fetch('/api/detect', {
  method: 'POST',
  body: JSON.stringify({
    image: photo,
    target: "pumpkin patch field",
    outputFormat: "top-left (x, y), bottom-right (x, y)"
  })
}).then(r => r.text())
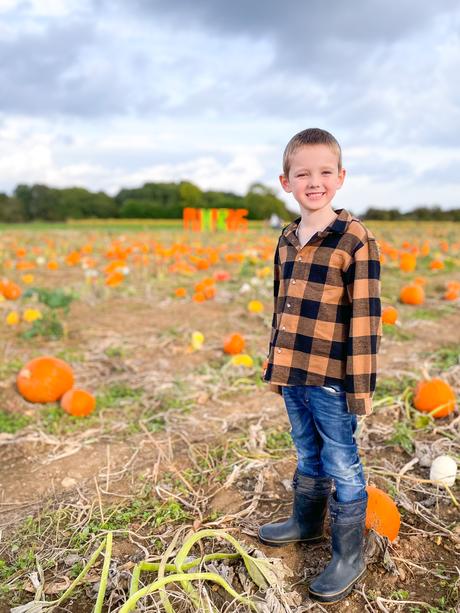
top-left (0, 219), bottom-right (459, 612)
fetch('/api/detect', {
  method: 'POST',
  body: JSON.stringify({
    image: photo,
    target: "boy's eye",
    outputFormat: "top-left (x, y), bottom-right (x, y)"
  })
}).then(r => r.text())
top-left (322, 171), bottom-right (332, 175)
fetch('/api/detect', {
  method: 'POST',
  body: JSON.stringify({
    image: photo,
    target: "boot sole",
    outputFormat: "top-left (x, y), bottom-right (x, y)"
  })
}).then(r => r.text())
top-left (308, 568), bottom-right (367, 603)
top-left (257, 531), bottom-right (324, 547)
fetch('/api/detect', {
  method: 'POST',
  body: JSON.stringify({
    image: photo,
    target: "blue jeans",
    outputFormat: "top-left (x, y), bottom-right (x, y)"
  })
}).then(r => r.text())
top-left (281, 384), bottom-right (366, 503)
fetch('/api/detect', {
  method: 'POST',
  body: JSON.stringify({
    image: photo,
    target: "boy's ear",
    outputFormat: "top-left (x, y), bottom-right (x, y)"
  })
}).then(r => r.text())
top-left (279, 174), bottom-right (292, 193)
top-left (336, 168), bottom-right (346, 189)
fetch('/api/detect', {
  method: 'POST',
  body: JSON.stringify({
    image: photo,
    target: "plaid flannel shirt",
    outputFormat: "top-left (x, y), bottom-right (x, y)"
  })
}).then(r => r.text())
top-left (262, 207), bottom-right (382, 415)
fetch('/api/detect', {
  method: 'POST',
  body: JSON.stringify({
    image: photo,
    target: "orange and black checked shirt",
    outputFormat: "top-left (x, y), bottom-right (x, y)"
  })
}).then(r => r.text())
top-left (262, 207), bottom-right (382, 416)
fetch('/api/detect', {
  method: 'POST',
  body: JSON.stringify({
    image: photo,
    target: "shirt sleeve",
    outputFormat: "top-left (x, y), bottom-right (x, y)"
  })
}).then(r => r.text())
top-left (267, 239), bottom-right (281, 358)
top-left (343, 237), bottom-right (382, 415)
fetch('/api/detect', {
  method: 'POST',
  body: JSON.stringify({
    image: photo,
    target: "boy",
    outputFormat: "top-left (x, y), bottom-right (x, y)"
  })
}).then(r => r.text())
top-left (259, 128), bottom-right (382, 604)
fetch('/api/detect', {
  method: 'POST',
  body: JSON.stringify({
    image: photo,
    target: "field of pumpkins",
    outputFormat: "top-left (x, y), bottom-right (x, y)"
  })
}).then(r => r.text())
top-left (0, 218), bottom-right (459, 612)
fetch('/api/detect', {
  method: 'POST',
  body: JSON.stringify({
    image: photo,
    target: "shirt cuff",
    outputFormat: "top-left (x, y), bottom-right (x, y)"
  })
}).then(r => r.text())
top-left (346, 394), bottom-right (373, 415)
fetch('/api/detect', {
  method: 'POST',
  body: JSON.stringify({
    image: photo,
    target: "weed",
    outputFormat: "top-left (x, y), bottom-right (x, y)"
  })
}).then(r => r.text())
top-left (104, 345), bottom-right (128, 358)
top-left (387, 421), bottom-right (415, 454)
top-left (266, 430), bottom-right (294, 451)
top-left (390, 589), bottom-right (410, 600)
top-left (20, 310), bottom-right (64, 340)
top-left (23, 286), bottom-right (76, 313)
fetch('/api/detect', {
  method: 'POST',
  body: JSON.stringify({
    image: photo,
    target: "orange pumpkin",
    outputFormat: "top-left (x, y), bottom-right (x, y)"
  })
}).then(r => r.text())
top-left (1, 280), bottom-right (22, 300)
top-left (443, 289), bottom-right (459, 301)
top-left (399, 252), bottom-right (417, 272)
top-left (399, 284), bottom-right (425, 305)
top-left (223, 333), bottom-right (245, 355)
top-left (60, 388), bottom-right (96, 417)
top-left (174, 287), bottom-right (187, 298)
top-left (413, 378), bottom-right (456, 418)
top-left (17, 356), bottom-right (74, 403)
top-left (365, 485), bottom-right (400, 541)
top-left (429, 259), bottom-right (444, 270)
top-left (382, 306), bottom-right (398, 324)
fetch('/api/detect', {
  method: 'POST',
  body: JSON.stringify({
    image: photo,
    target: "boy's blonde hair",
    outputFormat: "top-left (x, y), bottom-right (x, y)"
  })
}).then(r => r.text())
top-left (282, 128), bottom-right (342, 176)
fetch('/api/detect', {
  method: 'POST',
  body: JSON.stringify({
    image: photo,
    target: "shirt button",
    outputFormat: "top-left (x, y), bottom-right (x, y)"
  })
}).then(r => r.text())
top-left (282, 325), bottom-right (286, 330)
top-left (277, 348), bottom-right (282, 353)
top-left (298, 256), bottom-right (302, 261)
top-left (292, 279), bottom-right (296, 284)
top-left (287, 303), bottom-right (291, 308)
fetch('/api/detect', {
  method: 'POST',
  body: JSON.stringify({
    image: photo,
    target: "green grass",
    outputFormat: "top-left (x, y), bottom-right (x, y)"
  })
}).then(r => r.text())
top-left (382, 322), bottom-right (415, 341)
top-left (373, 375), bottom-right (417, 403)
top-left (266, 430), bottom-right (294, 451)
top-left (38, 404), bottom-right (99, 435)
top-left (0, 410), bottom-right (31, 434)
top-left (55, 348), bottom-right (86, 363)
top-left (421, 344), bottom-right (460, 370)
top-left (0, 358), bottom-right (23, 378)
top-left (96, 383), bottom-right (143, 410)
top-left (410, 305), bottom-right (457, 320)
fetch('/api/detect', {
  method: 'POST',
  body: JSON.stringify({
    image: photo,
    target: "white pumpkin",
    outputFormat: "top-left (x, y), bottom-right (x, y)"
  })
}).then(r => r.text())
top-left (429, 455), bottom-right (457, 487)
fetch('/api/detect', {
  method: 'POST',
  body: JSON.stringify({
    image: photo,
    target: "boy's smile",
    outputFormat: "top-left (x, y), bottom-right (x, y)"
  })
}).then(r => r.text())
top-left (279, 144), bottom-right (346, 214)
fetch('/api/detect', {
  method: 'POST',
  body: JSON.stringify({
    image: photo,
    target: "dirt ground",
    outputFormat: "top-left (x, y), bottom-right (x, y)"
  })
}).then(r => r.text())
top-left (0, 230), bottom-right (459, 612)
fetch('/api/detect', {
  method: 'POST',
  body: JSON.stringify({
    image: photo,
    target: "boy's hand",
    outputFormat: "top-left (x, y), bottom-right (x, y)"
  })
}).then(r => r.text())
top-left (262, 358), bottom-right (268, 378)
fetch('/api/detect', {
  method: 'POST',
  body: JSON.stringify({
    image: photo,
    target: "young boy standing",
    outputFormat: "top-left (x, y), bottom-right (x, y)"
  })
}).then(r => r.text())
top-left (259, 128), bottom-right (382, 604)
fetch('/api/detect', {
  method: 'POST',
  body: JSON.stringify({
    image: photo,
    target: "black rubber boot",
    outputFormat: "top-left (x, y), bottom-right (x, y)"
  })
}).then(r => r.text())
top-left (258, 471), bottom-right (332, 547)
top-left (308, 491), bottom-right (368, 603)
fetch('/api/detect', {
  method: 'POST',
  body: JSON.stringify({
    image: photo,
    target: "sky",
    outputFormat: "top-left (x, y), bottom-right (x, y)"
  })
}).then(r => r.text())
top-left (0, 0), bottom-right (459, 214)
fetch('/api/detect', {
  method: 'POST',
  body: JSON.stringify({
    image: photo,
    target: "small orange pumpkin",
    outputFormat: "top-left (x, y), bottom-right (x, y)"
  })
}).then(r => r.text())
top-left (17, 356), bottom-right (74, 403)
top-left (382, 306), bottom-right (398, 324)
top-left (365, 485), bottom-right (401, 541)
top-left (413, 378), bottom-right (456, 418)
top-left (1, 280), bottom-right (22, 300)
top-left (60, 388), bottom-right (96, 417)
top-left (223, 333), bottom-right (245, 355)
top-left (399, 284), bottom-right (425, 305)
top-left (174, 287), bottom-right (187, 298)
top-left (399, 252), bottom-right (417, 272)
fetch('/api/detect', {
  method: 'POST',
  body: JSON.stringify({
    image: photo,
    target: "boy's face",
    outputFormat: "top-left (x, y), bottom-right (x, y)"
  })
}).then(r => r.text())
top-left (279, 144), bottom-right (346, 214)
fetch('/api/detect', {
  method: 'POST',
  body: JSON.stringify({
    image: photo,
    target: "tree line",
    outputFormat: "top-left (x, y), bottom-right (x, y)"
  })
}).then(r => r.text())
top-left (0, 182), bottom-right (290, 222)
top-left (0, 182), bottom-right (459, 222)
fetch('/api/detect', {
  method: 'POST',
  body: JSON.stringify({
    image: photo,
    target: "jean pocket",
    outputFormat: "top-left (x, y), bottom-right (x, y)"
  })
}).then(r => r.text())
top-left (320, 384), bottom-right (346, 397)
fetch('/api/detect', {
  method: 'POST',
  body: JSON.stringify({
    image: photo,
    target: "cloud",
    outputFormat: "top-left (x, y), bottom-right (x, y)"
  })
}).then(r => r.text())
top-left (0, 0), bottom-right (459, 211)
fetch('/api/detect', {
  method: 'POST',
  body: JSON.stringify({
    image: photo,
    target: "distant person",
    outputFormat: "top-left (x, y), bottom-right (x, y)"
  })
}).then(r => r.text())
top-left (269, 212), bottom-right (282, 229)
top-left (259, 128), bottom-right (382, 604)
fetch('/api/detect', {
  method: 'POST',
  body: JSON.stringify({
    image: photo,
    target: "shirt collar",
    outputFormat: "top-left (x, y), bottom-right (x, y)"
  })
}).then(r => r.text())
top-left (282, 208), bottom-right (353, 245)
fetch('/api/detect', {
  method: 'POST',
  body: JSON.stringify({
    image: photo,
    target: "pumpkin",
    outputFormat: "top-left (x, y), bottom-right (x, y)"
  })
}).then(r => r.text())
top-left (17, 356), bottom-right (74, 403)
top-left (382, 306), bottom-right (398, 324)
top-left (223, 333), bottom-right (245, 355)
top-left (2, 280), bottom-right (22, 300)
top-left (443, 289), bottom-right (459, 301)
top-left (429, 259), bottom-right (444, 270)
top-left (413, 378), bottom-right (456, 418)
top-left (60, 388), bottom-right (96, 417)
top-left (174, 287), bottom-right (187, 298)
top-left (365, 485), bottom-right (400, 541)
top-left (399, 253), bottom-right (417, 272)
top-left (399, 284), bottom-right (425, 305)
top-left (430, 455), bottom-right (457, 487)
